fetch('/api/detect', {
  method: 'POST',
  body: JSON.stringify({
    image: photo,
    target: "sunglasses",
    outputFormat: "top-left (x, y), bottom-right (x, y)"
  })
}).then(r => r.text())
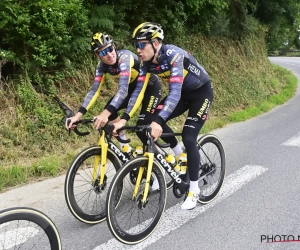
top-left (133, 41), bottom-right (151, 49)
top-left (98, 45), bottom-right (114, 57)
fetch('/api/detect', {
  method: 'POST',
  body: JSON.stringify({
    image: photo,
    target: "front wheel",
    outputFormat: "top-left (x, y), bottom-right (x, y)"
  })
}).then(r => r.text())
top-left (0, 207), bottom-right (61, 250)
top-left (64, 146), bottom-right (122, 224)
top-left (197, 134), bottom-right (226, 204)
top-left (106, 156), bottom-right (167, 245)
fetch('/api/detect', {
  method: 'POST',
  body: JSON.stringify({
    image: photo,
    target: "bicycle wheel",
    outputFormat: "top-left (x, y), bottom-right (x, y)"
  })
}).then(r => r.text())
top-left (106, 156), bottom-right (167, 244)
top-left (65, 146), bottom-right (122, 224)
top-left (0, 207), bottom-right (61, 250)
top-left (197, 134), bottom-right (226, 204)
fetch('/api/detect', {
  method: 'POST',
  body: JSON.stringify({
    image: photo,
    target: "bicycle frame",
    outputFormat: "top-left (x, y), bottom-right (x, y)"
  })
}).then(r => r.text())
top-left (111, 126), bottom-right (214, 203)
top-left (126, 127), bottom-right (189, 203)
top-left (105, 129), bottom-right (226, 244)
top-left (70, 121), bottom-right (182, 198)
top-left (70, 120), bottom-right (132, 186)
top-left (95, 131), bottom-right (134, 185)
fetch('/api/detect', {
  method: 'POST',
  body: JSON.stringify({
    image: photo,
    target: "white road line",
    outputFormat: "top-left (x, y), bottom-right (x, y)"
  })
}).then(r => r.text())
top-left (0, 227), bottom-right (39, 249)
top-left (282, 132), bottom-right (300, 147)
top-left (94, 165), bottom-right (268, 250)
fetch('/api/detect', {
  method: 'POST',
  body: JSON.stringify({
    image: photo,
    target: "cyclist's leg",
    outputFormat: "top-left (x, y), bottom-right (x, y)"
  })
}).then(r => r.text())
top-left (150, 94), bottom-right (189, 190)
top-left (180, 82), bottom-right (213, 209)
top-left (157, 98), bottom-right (188, 155)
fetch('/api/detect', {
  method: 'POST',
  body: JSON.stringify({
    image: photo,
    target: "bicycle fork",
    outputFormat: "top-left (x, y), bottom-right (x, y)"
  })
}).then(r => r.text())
top-left (91, 132), bottom-right (108, 185)
top-left (132, 152), bottom-right (154, 204)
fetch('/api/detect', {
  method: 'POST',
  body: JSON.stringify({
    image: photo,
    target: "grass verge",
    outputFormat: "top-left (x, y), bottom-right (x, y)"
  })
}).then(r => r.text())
top-left (0, 64), bottom-right (297, 192)
top-left (202, 65), bottom-right (298, 133)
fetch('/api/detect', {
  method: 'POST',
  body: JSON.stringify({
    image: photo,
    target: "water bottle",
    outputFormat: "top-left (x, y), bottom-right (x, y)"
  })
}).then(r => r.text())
top-left (165, 154), bottom-right (181, 173)
top-left (121, 145), bottom-right (134, 159)
top-left (178, 153), bottom-right (187, 175)
top-left (133, 145), bottom-right (143, 157)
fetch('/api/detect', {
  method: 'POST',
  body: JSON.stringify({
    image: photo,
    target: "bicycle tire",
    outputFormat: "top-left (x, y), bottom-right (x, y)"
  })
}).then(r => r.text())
top-left (0, 207), bottom-right (61, 250)
top-left (106, 156), bottom-right (167, 244)
top-left (196, 134), bottom-right (226, 204)
top-left (65, 146), bottom-right (122, 224)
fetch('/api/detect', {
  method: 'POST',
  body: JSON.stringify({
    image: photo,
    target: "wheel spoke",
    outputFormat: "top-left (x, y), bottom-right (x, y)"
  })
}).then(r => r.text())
top-left (107, 158), bottom-right (167, 244)
top-left (0, 207), bottom-right (61, 250)
top-left (197, 135), bottom-right (225, 204)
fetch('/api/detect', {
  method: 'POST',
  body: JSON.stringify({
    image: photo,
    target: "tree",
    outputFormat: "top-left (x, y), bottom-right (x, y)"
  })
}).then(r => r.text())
top-left (0, 0), bottom-right (89, 76)
top-left (247, 0), bottom-right (300, 49)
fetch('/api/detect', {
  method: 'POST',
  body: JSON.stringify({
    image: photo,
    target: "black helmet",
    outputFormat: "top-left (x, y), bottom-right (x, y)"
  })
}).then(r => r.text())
top-left (132, 22), bottom-right (164, 41)
top-left (91, 32), bottom-right (114, 51)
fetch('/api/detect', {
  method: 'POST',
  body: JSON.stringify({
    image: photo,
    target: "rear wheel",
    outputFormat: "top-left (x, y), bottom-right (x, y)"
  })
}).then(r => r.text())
top-left (64, 146), bottom-right (122, 224)
top-left (106, 156), bottom-right (167, 244)
top-left (197, 134), bottom-right (226, 204)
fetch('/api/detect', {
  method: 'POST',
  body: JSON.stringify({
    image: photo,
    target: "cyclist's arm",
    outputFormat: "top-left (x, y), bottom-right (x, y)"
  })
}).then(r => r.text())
top-left (78, 63), bottom-right (106, 116)
top-left (154, 53), bottom-right (184, 125)
top-left (105, 52), bottom-right (134, 115)
top-left (121, 71), bottom-right (151, 121)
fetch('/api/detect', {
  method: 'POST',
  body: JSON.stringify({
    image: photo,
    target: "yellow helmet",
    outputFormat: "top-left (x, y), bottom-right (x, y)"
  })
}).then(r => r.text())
top-left (91, 32), bottom-right (113, 51)
top-left (132, 22), bottom-right (164, 41)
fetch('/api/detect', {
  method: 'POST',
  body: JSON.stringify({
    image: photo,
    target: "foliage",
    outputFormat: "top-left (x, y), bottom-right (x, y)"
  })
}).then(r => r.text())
top-left (185, 0), bottom-right (229, 14)
top-left (247, 0), bottom-right (300, 50)
top-left (0, 33), bottom-right (297, 191)
top-left (0, 0), bottom-right (299, 191)
top-left (0, 0), bottom-right (89, 72)
top-left (117, 0), bottom-right (188, 44)
top-left (1, 0), bottom-right (299, 83)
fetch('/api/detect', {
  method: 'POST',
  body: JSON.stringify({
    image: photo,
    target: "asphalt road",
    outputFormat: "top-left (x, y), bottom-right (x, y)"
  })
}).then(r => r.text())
top-left (0, 57), bottom-right (299, 250)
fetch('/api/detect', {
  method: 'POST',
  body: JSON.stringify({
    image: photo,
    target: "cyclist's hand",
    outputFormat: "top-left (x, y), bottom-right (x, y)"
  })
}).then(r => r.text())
top-left (113, 119), bottom-right (127, 136)
top-left (94, 113), bottom-right (109, 130)
top-left (150, 121), bottom-right (162, 141)
top-left (65, 116), bottom-right (80, 130)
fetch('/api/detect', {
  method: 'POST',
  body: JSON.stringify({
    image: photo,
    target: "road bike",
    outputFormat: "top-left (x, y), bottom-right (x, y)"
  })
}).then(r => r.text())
top-left (106, 125), bottom-right (226, 244)
top-left (0, 207), bottom-right (61, 250)
top-left (64, 119), bottom-right (174, 225)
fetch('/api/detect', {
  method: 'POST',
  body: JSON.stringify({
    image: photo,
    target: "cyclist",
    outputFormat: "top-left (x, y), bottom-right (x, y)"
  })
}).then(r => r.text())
top-left (113, 22), bottom-right (213, 210)
top-left (65, 32), bottom-right (183, 157)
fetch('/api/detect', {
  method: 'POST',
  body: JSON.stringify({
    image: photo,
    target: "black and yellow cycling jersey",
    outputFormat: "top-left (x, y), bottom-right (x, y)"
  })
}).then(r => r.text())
top-left (78, 49), bottom-right (140, 115)
top-left (122, 44), bottom-right (211, 123)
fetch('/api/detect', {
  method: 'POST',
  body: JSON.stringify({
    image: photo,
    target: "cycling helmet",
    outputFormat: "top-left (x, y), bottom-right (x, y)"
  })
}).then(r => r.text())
top-left (91, 32), bottom-right (114, 51)
top-left (132, 22), bottom-right (164, 41)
